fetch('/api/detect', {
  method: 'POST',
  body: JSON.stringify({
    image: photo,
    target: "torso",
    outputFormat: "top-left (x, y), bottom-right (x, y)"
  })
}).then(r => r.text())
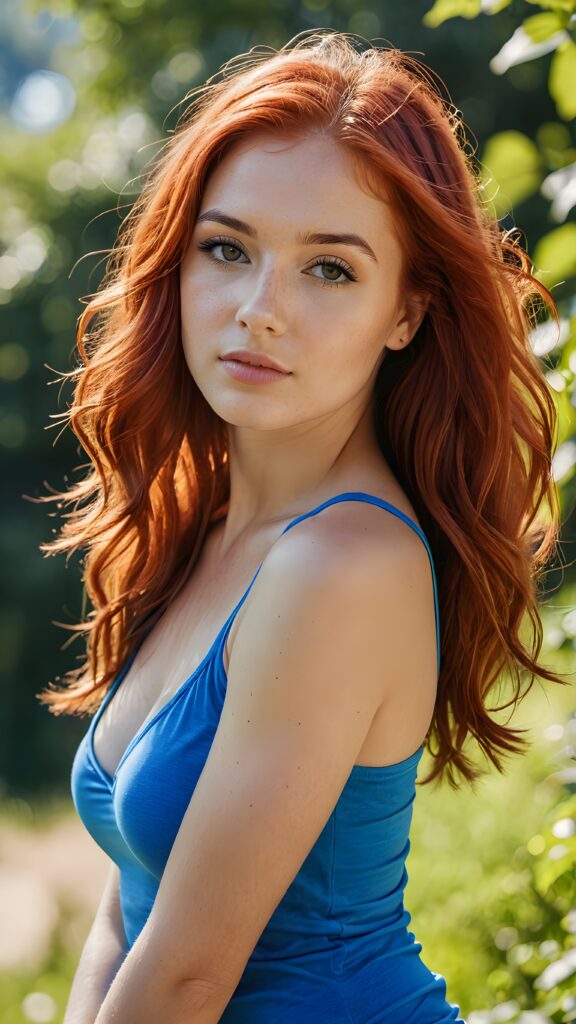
top-left (92, 464), bottom-right (438, 780)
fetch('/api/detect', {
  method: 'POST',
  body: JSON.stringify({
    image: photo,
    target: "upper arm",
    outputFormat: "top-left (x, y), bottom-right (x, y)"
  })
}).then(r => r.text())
top-left (138, 510), bottom-right (433, 992)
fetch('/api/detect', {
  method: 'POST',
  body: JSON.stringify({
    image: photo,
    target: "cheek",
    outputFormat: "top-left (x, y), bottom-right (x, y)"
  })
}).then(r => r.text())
top-left (305, 299), bottom-right (388, 370)
top-left (180, 269), bottom-right (229, 342)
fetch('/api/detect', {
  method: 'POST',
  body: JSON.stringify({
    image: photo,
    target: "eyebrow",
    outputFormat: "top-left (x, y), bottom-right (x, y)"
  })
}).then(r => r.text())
top-left (195, 208), bottom-right (379, 264)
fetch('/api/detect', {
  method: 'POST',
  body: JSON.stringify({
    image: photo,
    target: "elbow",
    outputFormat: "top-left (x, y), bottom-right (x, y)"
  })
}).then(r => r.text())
top-left (94, 962), bottom-right (235, 1024)
top-left (168, 975), bottom-right (236, 1023)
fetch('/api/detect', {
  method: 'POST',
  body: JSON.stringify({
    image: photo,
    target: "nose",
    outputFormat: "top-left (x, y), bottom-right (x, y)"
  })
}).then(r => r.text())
top-left (234, 267), bottom-right (287, 336)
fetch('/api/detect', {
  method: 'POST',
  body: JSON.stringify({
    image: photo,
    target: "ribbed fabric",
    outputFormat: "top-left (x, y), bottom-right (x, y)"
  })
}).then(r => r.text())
top-left (71, 492), bottom-right (465, 1023)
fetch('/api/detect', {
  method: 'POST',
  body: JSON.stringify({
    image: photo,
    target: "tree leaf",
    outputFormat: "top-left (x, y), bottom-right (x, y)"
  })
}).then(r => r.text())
top-left (422, 0), bottom-right (481, 29)
top-left (490, 23), bottom-right (569, 74)
top-left (533, 222), bottom-right (576, 288)
top-left (523, 10), bottom-right (570, 43)
top-left (524, 0), bottom-right (575, 11)
top-left (549, 40), bottom-right (576, 120)
top-left (480, 130), bottom-right (542, 216)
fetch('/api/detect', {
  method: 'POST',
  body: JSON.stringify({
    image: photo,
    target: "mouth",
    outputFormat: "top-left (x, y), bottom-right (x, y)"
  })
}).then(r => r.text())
top-left (219, 357), bottom-right (292, 384)
top-left (220, 351), bottom-right (291, 374)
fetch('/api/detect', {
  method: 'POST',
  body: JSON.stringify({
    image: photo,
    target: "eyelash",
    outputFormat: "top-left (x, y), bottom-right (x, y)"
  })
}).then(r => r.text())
top-left (196, 235), bottom-right (357, 288)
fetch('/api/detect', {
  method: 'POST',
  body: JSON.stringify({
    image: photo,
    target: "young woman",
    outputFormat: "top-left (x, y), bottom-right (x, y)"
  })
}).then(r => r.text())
top-left (39, 29), bottom-right (567, 1024)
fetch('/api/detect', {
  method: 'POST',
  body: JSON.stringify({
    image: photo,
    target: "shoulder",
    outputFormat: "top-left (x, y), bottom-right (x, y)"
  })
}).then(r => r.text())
top-left (233, 496), bottom-right (436, 706)
top-left (261, 494), bottom-right (433, 608)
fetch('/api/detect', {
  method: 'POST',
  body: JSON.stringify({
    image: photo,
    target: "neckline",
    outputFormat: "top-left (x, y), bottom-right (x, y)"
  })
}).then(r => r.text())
top-left (88, 491), bottom-right (436, 788)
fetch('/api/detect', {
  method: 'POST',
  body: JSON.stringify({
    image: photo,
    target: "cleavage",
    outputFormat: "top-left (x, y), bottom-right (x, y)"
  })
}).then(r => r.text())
top-left (91, 541), bottom-right (263, 780)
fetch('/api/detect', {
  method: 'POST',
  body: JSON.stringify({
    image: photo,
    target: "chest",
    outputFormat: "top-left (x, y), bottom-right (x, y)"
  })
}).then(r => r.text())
top-left (91, 538), bottom-right (259, 781)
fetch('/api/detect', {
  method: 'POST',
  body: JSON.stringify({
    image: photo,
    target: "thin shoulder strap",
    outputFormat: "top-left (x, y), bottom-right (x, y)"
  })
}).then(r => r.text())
top-left (279, 491), bottom-right (441, 680)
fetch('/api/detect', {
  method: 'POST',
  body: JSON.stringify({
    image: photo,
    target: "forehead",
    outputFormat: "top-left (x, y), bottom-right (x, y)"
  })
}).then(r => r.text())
top-left (199, 131), bottom-right (399, 247)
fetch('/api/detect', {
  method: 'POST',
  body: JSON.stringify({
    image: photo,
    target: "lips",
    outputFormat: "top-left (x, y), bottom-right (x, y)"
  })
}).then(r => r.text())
top-left (221, 350), bottom-right (290, 374)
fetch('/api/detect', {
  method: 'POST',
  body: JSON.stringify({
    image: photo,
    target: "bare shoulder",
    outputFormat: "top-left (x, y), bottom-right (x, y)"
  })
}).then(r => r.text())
top-left (271, 491), bottom-right (430, 568)
top-left (259, 493), bottom-right (434, 614)
top-left (231, 494), bottom-right (437, 708)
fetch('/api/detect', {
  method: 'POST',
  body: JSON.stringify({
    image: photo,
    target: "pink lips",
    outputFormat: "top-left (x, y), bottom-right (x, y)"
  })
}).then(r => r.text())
top-left (221, 350), bottom-right (290, 374)
top-left (220, 359), bottom-right (291, 385)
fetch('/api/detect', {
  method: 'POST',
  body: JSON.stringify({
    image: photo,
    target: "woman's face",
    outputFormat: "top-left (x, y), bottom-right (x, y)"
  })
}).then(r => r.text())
top-left (179, 131), bottom-right (423, 432)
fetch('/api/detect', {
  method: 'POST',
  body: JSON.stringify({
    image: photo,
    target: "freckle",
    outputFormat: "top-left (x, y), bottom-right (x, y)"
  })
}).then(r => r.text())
top-left (297, 721), bottom-right (301, 725)
top-left (249, 803), bottom-right (253, 807)
top-left (236, 761), bottom-right (239, 765)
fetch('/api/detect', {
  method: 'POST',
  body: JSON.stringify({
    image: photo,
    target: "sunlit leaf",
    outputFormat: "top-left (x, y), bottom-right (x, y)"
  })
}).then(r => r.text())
top-left (490, 23), bottom-right (570, 74)
top-left (533, 223), bottom-right (576, 287)
top-left (422, 0), bottom-right (481, 29)
top-left (480, 130), bottom-right (542, 215)
top-left (549, 40), bottom-right (576, 120)
top-left (522, 10), bottom-right (570, 43)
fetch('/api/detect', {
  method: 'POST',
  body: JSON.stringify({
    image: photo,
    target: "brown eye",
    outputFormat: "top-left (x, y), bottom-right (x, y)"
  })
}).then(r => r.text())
top-left (321, 263), bottom-right (342, 281)
top-left (221, 244), bottom-right (242, 261)
top-left (308, 257), bottom-right (355, 286)
top-left (197, 237), bottom-right (248, 264)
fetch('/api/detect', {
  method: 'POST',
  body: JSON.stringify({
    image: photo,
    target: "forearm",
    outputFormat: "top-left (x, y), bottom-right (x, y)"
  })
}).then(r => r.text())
top-left (64, 914), bottom-right (126, 1024)
top-left (93, 935), bottom-right (235, 1024)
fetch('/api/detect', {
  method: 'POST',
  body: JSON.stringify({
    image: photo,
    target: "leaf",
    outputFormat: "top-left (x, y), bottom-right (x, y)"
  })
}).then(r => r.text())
top-left (549, 40), bottom-right (576, 120)
top-left (480, 131), bottom-right (542, 216)
top-left (490, 23), bottom-right (570, 74)
top-left (523, 10), bottom-right (570, 43)
top-left (422, 0), bottom-right (481, 29)
top-left (524, 0), bottom-right (576, 11)
top-left (533, 223), bottom-right (576, 288)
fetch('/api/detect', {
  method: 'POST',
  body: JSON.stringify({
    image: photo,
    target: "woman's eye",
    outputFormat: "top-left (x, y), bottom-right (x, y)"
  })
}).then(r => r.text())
top-left (219, 243), bottom-right (244, 262)
top-left (197, 238), bottom-right (248, 263)
top-left (309, 259), bottom-right (356, 287)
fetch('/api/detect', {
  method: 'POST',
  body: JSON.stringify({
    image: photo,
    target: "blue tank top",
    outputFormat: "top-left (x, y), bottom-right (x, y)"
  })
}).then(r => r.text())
top-left (71, 492), bottom-right (464, 1023)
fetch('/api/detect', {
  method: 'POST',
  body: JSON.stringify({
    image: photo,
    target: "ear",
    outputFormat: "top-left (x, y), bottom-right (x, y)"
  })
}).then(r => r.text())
top-left (386, 293), bottom-right (430, 351)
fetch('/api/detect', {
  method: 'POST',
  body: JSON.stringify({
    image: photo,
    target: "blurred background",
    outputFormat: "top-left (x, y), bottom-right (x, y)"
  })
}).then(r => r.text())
top-left (1, 0), bottom-right (575, 1020)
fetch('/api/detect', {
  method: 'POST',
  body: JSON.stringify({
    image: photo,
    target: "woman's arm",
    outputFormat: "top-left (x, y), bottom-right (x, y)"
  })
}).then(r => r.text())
top-left (63, 862), bottom-right (126, 1024)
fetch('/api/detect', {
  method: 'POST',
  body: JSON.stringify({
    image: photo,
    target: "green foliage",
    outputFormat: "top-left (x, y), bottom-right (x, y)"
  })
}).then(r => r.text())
top-left (479, 130), bottom-right (543, 215)
top-left (423, 0), bottom-right (481, 29)
top-left (533, 222), bottom-right (576, 285)
top-left (423, 0), bottom-right (513, 29)
top-left (549, 40), bottom-right (576, 119)
top-left (408, 678), bottom-right (576, 1020)
top-left (523, 11), bottom-right (572, 43)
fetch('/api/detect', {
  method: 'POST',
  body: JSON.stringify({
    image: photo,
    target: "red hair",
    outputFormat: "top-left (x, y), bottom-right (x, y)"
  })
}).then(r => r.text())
top-left (35, 30), bottom-right (570, 788)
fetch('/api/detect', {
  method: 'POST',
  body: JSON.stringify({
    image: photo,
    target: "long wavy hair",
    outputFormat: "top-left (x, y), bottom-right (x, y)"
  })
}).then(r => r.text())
top-left (35, 29), bottom-right (570, 789)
